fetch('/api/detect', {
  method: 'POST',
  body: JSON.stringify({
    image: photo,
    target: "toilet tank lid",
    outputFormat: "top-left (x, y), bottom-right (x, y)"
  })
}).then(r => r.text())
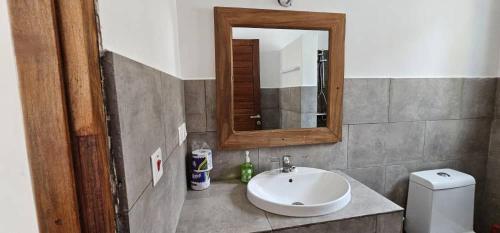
top-left (409, 168), bottom-right (475, 190)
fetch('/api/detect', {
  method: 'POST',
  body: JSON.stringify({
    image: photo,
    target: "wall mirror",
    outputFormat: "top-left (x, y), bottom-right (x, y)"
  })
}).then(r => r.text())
top-left (215, 7), bottom-right (345, 150)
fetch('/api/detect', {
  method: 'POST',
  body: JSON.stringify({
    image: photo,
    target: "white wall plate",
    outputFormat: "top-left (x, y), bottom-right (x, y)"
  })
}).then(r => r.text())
top-left (178, 122), bottom-right (187, 145)
top-left (150, 148), bottom-right (163, 186)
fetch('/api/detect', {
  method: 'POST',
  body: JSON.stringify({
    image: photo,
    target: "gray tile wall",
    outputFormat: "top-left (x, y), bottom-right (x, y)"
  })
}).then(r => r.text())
top-left (482, 80), bottom-right (500, 232)
top-left (103, 52), bottom-right (187, 233)
top-left (279, 87), bottom-right (301, 128)
top-left (185, 78), bottom-right (497, 231)
top-left (300, 86), bottom-right (318, 114)
top-left (261, 88), bottom-right (280, 129)
top-left (279, 86), bottom-right (318, 128)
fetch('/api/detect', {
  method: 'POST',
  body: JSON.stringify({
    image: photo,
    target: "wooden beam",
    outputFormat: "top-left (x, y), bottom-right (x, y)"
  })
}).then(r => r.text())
top-left (8, 0), bottom-right (116, 232)
top-left (7, 0), bottom-right (82, 232)
top-left (55, 0), bottom-right (116, 232)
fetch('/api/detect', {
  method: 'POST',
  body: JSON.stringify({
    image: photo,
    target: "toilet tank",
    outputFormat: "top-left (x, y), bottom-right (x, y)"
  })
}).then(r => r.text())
top-left (405, 169), bottom-right (476, 233)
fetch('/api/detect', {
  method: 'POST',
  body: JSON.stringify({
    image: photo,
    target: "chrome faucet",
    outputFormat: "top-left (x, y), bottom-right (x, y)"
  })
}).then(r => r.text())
top-left (282, 155), bottom-right (296, 173)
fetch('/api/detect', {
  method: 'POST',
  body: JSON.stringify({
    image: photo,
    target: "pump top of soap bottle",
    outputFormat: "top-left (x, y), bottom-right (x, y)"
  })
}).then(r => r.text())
top-left (245, 151), bottom-right (250, 163)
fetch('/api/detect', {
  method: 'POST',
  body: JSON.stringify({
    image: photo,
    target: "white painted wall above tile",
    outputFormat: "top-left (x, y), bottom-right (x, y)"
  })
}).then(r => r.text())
top-left (177, 0), bottom-right (500, 79)
top-left (98, 0), bottom-right (181, 77)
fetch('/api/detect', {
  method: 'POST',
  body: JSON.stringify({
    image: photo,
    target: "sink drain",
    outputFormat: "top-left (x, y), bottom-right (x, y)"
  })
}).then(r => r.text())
top-left (292, 202), bottom-right (304, 205)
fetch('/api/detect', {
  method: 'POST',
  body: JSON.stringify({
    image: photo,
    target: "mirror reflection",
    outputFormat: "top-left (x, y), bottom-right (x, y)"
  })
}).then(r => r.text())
top-left (232, 27), bottom-right (329, 131)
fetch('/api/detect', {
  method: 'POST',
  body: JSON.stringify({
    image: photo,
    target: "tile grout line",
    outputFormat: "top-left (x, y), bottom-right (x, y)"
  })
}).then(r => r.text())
top-left (387, 78), bottom-right (392, 123)
top-left (128, 143), bottom-right (182, 212)
top-left (383, 162), bottom-right (388, 197)
top-left (383, 78), bottom-right (391, 194)
top-left (355, 116), bottom-right (493, 126)
top-left (162, 74), bottom-right (172, 167)
top-left (263, 212), bottom-right (273, 231)
top-left (458, 78), bottom-right (465, 119)
top-left (422, 120), bottom-right (428, 162)
top-left (128, 180), bottom-right (151, 212)
top-left (344, 155), bottom-right (484, 170)
top-left (346, 124), bottom-right (350, 169)
top-left (491, 80), bottom-right (498, 119)
top-left (257, 148), bottom-right (261, 173)
top-left (203, 80), bottom-right (208, 131)
top-left (381, 166), bottom-right (387, 198)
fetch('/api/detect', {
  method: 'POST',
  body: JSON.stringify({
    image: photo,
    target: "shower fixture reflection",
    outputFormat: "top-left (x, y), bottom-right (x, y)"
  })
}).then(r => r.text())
top-left (317, 50), bottom-right (328, 127)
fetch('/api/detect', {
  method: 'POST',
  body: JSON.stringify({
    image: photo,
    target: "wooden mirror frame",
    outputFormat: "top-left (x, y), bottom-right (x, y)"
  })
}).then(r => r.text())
top-left (215, 7), bottom-right (345, 150)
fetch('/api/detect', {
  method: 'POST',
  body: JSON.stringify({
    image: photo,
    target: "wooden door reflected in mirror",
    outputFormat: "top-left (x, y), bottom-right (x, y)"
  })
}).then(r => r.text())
top-left (232, 39), bottom-right (262, 131)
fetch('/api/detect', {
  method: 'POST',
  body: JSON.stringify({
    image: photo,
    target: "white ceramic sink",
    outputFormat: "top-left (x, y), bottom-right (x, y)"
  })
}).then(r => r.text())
top-left (247, 167), bottom-right (351, 217)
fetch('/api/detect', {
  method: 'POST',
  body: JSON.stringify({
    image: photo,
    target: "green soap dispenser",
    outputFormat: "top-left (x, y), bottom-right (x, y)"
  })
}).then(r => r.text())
top-left (240, 151), bottom-right (253, 183)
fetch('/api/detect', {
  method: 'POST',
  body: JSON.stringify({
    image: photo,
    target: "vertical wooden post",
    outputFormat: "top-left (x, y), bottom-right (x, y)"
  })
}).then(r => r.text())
top-left (55, 0), bottom-right (116, 232)
top-left (7, 0), bottom-right (82, 232)
top-left (8, 0), bottom-right (116, 232)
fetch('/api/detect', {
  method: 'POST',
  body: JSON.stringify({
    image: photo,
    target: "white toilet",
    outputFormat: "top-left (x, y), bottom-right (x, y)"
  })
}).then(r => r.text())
top-left (405, 168), bottom-right (476, 233)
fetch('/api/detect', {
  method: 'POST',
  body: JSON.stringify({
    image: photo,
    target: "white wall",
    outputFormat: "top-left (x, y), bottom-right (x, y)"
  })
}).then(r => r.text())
top-left (280, 33), bottom-right (319, 87)
top-left (177, 0), bottom-right (500, 79)
top-left (300, 32), bottom-right (319, 87)
top-left (0, 0), bottom-right (39, 232)
top-left (280, 36), bottom-right (303, 87)
top-left (98, 0), bottom-right (181, 77)
top-left (318, 31), bottom-right (329, 50)
top-left (233, 28), bottom-right (327, 87)
top-left (233, 28), bottom-right (316, 88)
top-left (259, 51), bottom-right (281, 88)
top-left (233, 28), bottom-right (306, 51)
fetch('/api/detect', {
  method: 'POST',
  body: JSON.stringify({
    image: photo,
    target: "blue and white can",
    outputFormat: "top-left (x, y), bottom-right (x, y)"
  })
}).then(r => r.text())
top-left (191, 171), bottom-right (210, 191)
top-left (191, 149), bottom-right (213, 172)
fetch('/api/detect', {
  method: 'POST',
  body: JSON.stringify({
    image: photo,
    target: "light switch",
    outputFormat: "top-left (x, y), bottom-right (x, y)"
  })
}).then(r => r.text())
top-left (150, 148), bottom-right (163, 186)
top-left (178, 122), bottom-right (187, 145)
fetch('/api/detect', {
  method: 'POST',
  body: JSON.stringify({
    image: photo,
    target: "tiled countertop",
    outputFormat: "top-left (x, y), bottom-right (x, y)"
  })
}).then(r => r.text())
top-left (176, 171), bottom-right (403, 233)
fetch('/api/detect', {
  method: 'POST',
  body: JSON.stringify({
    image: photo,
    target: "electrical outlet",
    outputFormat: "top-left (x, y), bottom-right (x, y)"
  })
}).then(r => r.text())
top-left (178, 122), bottom-right (187, 145)
top-left (150, 148), bottom-right (163, 186)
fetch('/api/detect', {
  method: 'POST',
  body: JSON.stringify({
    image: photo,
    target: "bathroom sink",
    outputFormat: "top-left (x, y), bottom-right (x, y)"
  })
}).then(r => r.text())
top-left (247, 167), bottom-right (351, 217)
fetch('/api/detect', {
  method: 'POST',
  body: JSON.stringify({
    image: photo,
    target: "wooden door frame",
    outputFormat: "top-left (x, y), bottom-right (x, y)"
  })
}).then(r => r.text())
top-left (7, 1), bottom-right (116, 232)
